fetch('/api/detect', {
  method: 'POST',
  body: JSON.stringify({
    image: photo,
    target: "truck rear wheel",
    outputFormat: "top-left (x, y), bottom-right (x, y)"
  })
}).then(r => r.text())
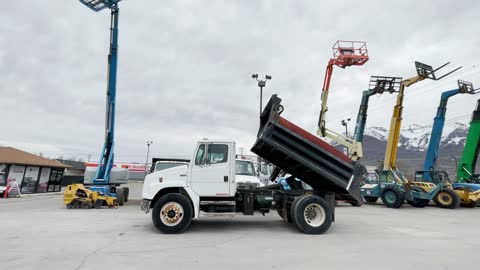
top-left (433, 189), bottom-right (460, 209)
top-left (381, 188), bottom-right (405, 208)
top-left (152, 193), bottom-right (193, 234)
top-left (116, 188), bottom-right (125, 206)
top-left (291, 195), bottom-right (332, 234)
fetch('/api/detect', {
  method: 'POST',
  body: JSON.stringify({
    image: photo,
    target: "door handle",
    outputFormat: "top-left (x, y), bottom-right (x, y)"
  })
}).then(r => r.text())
top-left (224, 176), bottom-right (228, 182)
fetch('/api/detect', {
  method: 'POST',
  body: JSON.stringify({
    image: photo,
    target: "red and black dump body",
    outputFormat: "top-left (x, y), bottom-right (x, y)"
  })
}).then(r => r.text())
top-left (251, 95), bottom-right (365, 204)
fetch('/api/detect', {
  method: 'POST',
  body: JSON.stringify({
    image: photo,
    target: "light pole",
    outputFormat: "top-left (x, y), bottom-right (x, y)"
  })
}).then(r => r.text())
top-left (252, 74), bottom-right (272, 117)
top-left (145, 141), bottom-right (153, 176)
top-left (341, 118), bottom-right (351, 137)
top-left (252, 74), bottom-right (272, 175)
top-left (341, 118), bottom-right (351, 155)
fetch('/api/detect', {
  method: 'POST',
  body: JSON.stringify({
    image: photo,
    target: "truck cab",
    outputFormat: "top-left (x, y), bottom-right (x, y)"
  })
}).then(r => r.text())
top-left (235, 159), bottom-right (264, 189)
top-left (142, 140), bottom-right (237, 202)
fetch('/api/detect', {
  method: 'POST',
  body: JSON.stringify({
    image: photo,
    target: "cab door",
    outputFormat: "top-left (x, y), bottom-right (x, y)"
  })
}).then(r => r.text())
top-left (189, 143), bottom-right (233, 197)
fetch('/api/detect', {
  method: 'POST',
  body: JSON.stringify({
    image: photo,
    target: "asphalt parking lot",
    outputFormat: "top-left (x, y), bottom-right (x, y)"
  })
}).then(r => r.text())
top-left (1, 195), bottom-right (479, 270)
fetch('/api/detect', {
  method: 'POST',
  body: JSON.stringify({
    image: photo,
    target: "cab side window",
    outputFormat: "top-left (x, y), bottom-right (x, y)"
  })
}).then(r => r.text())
top-left (207, 144), bottom-right (228, 164)
top-left (195, 144), bottom-right (206, 165)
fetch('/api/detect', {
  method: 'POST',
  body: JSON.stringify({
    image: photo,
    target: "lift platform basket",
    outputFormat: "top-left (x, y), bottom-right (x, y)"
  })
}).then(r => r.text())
top-left (332, 40), bottom-right (369, 68)
top-left (251, 95), bottom-right (365, 203)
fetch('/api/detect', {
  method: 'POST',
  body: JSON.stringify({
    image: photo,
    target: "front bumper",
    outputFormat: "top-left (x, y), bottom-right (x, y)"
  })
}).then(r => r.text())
top-left (140, 199), bottom-right (151, 213)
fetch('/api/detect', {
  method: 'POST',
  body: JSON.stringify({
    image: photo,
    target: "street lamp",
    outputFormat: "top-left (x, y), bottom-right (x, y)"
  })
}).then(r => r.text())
top-left (252, 74), bottom-right (271, 175)
top-left (252, 74), bottom-right (272, 117)
top-left (341, 118), bottom-right (351, 156)
top-left (341, 118), bottom-right (351, 137)
top-left (145, 141), bottom-right (153, 176)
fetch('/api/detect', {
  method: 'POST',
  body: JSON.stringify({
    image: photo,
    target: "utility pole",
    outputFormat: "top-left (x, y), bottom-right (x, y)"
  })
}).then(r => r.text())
top-left (145, 141), bottom-right (153, 177)
top-left (252, 74), bottom-right (271, 174)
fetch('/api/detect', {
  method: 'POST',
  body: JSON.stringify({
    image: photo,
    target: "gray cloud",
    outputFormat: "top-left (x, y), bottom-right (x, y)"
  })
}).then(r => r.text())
top-left (1, 0), bottom-right (479, 162)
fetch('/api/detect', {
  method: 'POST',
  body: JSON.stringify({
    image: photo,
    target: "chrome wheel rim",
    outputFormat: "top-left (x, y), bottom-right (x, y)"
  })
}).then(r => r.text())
top-left (160, 202), bottom-right (184, 226)
top-left (303, 203), bottom-right (326, 227)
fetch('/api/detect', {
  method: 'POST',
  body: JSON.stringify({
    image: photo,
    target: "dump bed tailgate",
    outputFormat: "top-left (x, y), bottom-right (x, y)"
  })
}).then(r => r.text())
top-left (251, 95), bottom-right (365, 203)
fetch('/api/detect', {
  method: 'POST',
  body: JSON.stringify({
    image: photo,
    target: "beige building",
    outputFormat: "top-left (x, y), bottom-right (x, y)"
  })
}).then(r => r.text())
top-left (0, 147), bottom-right (69, 194)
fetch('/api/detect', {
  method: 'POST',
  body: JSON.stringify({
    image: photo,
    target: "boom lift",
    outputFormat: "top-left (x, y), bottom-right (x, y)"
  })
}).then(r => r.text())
top-left (317, 41), bottom-right (369, 160)
top-left (64, 0), bottom-right (128, 208)
top-left (361, 61), bottom-right (463, 208)
top-left (416, 80), bottom-right (476, 182)
top-left (451, 97), bottom-right (480, 207)
top-left (455, 98), bottom-right (480, 184)
top-left (352, 76), bottom-right (401, 143)
top-left (413, 81), bottom-right (480, 207)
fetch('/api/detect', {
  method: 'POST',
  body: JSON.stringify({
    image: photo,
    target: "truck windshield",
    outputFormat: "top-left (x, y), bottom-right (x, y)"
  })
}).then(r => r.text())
top-left (154, 163), bottom-right (185, 172)
top-left (0, 174), bottom-right (5, 186)
top-left (236, 161), bottom-right (256, 176)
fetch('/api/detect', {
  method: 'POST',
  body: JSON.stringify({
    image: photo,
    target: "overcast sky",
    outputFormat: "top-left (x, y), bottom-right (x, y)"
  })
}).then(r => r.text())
top-left (1, 0), bottom-right (479, 162)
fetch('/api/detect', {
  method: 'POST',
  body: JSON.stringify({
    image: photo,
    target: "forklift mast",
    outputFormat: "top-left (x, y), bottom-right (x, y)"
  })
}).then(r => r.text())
top-left (457, 98), bottom-right (480, 182)
top-left (80, 0), bottom-right (121, 185)
top-left (422, 81), bottom-right (475, 178)
top-left (352, 76), bottom-right (401, 143)
top-left (316, 41), bottom-right (369, 160)
top-left (383, 62), bottom-right (460, 170)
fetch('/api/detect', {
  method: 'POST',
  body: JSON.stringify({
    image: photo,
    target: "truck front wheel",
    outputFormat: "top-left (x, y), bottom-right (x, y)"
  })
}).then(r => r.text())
top-left (152, 193), bottom-right (193, 234)
top-left (291, 195), bottom-right (332, 234)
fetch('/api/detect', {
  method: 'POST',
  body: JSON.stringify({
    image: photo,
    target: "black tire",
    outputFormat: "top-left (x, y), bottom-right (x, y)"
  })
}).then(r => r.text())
top-left (349, 200), bottom-right (362, 207)
top-left (407, 198), bottom-right (430, 208)
top-left (381, 188), bottom-right (405, 208)
top-left (123, 187), bottom-right (130, 202)
top-left (277, 209), bottom-right (293, 223)
top-left (406, 186), bottom-right (430, 208)
top-left (152, 193), bottom-right (193, 234)
top-left (116, 188), bottom-right (125, 206)
top-left (363, 196), bottom-right (378, 203)
top-left (433, 189), bottom-right (460, 209)
top-left (461, 200), bottom-right (478, 208)
top-left (289, 196), bottom-right (303, 225)
top-left (291, 195), bottom-right (333, 234)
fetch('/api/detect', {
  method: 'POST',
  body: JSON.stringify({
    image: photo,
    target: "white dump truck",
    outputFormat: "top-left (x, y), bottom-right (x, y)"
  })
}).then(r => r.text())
top-left (141, 95), bottom-right (365, 234)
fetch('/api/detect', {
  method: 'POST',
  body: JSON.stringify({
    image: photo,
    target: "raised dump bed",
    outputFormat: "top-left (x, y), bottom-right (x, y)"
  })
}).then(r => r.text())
top-left (251, 95), bottom-right (365, 204)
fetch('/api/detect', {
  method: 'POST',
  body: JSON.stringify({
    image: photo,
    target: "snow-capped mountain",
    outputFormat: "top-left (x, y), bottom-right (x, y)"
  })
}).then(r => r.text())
top-left (329, 121), bottom-right (470, 176)
top-left (363, 122), bottom-right (468, 152)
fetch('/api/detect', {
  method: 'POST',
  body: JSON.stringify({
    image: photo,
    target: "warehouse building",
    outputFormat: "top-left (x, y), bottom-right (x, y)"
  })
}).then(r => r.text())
top-left (0, 147), bottom-right (69, 194)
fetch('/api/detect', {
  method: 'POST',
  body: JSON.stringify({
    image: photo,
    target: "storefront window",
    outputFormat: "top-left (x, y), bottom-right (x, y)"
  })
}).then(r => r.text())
top-left (21, 167), bottom-right (40, 194)
top-left (36, 168), bottom-right (51, 193)
top-left (47, 170), bottom-right (57, 192)
top-left (7, 165), bottom-right (25, 188)
top-left (54, 170), bottom-right (63, 192)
